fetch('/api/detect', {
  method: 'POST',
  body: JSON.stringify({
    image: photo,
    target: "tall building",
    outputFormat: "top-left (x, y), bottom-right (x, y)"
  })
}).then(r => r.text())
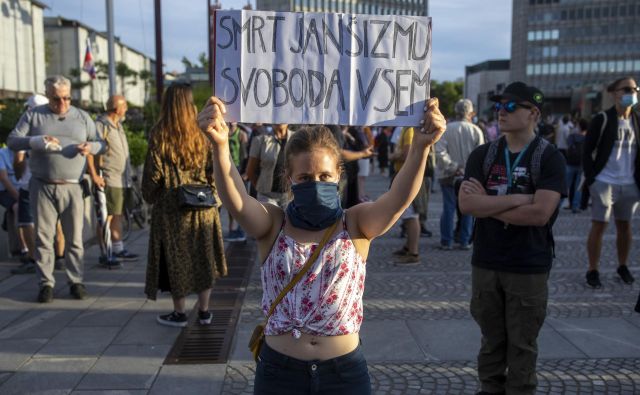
top-left (511, 0), bottom-right (640, 115)
top-left (0, 0), bottom-right (47, 100)
top-left (44, 17), bottom-right (155, 107)
top-left (255, 0), bottom-right (428, 16)
top-left (465, 59), bottom-right (510, 119)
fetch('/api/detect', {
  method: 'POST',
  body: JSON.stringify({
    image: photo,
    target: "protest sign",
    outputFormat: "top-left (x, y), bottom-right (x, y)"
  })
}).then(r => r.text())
top-left (214, 10), bottom-right (431, 126)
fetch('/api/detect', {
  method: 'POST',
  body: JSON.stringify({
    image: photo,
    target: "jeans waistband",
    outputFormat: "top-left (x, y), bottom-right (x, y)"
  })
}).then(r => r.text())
top-left (259, 342), bottom-right (364, 372)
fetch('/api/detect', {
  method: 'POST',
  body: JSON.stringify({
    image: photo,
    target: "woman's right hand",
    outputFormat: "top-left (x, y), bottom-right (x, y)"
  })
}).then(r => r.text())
top-left (197, 97), bottom-right (229, 146)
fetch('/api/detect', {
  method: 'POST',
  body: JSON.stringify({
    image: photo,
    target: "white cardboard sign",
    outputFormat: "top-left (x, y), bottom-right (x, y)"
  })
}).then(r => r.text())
top-left (214, 10), bottom-right (432, 126)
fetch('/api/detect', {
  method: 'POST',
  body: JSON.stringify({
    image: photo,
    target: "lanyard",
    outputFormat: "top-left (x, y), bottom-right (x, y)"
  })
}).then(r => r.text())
top-left (504, 144), bottom-right (529, 192)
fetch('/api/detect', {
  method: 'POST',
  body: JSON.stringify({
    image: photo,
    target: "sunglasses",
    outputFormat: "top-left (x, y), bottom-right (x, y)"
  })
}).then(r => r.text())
top-left (51, 96), bottom-right (71, 102)
top-left (494, 101), bottom-right (534, 113)
top-left (616, 86), bottom-right (640, 94)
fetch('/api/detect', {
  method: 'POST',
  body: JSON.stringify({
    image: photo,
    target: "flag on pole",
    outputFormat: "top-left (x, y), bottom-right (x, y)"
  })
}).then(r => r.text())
top-left (83, 38), bottom-right (97, 80)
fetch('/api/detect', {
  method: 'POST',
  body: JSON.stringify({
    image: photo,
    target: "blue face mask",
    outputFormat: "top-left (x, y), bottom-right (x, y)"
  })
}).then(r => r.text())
top-left (621, 94), bottom-right (638, 108)
top-left (286, 181), bottom-right (343, 230)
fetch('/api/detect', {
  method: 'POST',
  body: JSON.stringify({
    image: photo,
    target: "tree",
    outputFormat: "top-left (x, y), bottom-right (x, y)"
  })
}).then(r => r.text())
top-left (181, 52), bottom-right (208, 70)
top-left (138, 70), bottom-right (154, 103)
top-left (116, 62), bottom-right (139, 93)
top-left (430, 79), bottom-right (464, 120)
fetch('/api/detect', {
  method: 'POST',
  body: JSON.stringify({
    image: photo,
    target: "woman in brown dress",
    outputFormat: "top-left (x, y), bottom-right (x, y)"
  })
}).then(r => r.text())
top-left (142, 83), bottom-right (227, 327)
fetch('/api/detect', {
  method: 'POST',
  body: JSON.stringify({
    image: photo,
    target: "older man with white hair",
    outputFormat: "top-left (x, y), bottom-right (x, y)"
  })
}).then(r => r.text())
top-left (8, 75), bottom-right (105, 303)
top-left (435, 98), bottom-right (485, 250)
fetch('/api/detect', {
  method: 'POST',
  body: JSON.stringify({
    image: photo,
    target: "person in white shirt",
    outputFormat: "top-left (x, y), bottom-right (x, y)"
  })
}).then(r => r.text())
top-left (583, 77), bottom-right (640, 288)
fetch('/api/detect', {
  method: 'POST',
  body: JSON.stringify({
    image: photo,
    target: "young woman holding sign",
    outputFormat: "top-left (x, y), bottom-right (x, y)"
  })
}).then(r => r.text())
top-left (198, 97), bottom-right (445, 394)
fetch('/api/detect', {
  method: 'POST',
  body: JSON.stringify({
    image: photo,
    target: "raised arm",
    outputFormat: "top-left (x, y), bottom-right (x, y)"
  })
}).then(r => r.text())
top-left (351, 98), bottom-right (446, 240)
top-left (197, 97), bottom-right (274, 240)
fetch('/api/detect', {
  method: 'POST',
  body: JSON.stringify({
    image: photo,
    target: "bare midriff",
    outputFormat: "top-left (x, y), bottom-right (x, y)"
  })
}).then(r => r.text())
top-left (265, 332), bottom-right (359, 361)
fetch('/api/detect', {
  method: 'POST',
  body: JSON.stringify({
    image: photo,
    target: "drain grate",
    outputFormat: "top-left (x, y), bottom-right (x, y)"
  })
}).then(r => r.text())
top-left (164, 241), bottom-right (257, 364)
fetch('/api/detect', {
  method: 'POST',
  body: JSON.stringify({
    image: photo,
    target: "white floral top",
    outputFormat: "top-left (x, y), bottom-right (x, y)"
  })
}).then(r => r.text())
top-left (262, 216), bottom-right (366, 338)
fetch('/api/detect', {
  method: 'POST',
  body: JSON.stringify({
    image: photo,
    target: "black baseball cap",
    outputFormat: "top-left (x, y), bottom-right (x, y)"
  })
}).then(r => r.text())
top-left (490, 81), bottom-right (544, 111)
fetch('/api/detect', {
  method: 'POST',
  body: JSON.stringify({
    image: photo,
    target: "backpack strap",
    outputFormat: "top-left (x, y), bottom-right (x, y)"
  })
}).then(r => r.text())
top-left (590, 111), bottom-right (608, 161)
top-left (482, 136), bottom-right (503, 183)
top-left (530, 136), bottom-right (550, 189)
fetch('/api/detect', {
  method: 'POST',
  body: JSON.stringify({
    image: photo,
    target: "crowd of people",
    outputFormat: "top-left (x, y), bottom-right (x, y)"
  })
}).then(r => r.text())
top-left (3, 73), bottom-right (639, 395)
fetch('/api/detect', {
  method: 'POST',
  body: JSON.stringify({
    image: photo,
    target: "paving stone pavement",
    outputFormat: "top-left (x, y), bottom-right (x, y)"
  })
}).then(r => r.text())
top-left (225, 172), bottom-right (640, 394)
top-left (0, 172), bottom-right (639, 394)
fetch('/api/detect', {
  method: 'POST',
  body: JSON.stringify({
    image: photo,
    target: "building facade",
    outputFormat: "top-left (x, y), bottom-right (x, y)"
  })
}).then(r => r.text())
top-left (0, 0), bottom-right (46, 100)
top-left (465, 60), bottom-right (510, 119)
top-left (511, 0), bottom-right (640, 115)
top-left (44, 17), bottom-right (154, 108)
top-left (256, 0), bottom-right (428, 16)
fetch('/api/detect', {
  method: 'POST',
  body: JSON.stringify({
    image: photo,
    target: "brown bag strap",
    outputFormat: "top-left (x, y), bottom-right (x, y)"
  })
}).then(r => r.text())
top-left (263, 219), bottom-right (340, 324)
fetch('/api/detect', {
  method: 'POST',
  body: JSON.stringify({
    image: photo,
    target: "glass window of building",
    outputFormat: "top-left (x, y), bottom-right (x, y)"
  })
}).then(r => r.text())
top-left (528, 31), bottom-right (535, 41)
top-left (558, 63), bottom-right (566, 74)
top-left (594, 7), bottom-right (600, 18)
top-left (534, 64), bottom-right (542, 75)
top-left (566, 62), bottom-right (574, 74)
top-left (542, 63), bottom-right (550, 75)
top-left (527, 65), bottom-right (534, 75)
top-left (574, 62), bottom-right (582, 73)
top-left (616, 60), bottom-right (625, 72)
top-left (551, 29), bottom-right (559, 39)
top-left (607, 61), bottom-right (615, 73)
top-left (626, 60), bottom-right (634, 72)
top-left (591, 62), bottom-right (598, 73)
top-left (582, 62), bottom-right (589, 73)
top-left (611, 6), bottom-right (617, 18)
top-left (634, 60), bottom-right (640, 71)
top-left (550, 63), bottom-right (558, 74)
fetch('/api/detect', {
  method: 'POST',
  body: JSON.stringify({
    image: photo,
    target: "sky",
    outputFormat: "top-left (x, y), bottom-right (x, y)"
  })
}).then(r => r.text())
top-left (42, 0), bottom-right (512, 81)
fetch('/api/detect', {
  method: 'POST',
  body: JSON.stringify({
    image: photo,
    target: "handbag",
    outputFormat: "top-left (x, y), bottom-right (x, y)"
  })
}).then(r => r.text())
top-left (248, 219), bottom-right (340, 362)
top-left (172, 163), bottom-right (216, 209)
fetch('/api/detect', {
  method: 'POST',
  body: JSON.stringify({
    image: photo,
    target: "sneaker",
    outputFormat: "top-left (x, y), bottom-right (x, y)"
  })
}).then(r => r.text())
top-left (392, 246), bottom-right (409, 256)
top-left (114, 250), bottom-right (139, 261)
top-left (99, 256), bottom-right (122, 269)
top-left (157, 311), bottom-right (188, 327)
top-left (437, 244), bottom-right (453, 251)
top-left (394, 253), bottom-right (420, 266)
top-left (37, 285), bottom-right (53, 303)
top-left (617, 265), bottom-right (635, 284)
top-left (458, 244), bottom-right (472, 251)
top-left (198, 310), bottom-right (213, 325)
top-left (70, 283), bottom-right (88, 300)
top-left (420, 227), bottom-right (433, 238)
top-left (11, 261), bottom-right (36, 275)
top-left (586, 270), bottom-right (602, 289)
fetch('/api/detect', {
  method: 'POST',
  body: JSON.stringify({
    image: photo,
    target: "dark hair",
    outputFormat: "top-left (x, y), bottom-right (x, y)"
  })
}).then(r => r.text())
top-left (284, 125), bottom-right (342, 177)
top-left (606, 76), bottom-right (637, 92)
top-left (578, 118), bottom-right (589, 131)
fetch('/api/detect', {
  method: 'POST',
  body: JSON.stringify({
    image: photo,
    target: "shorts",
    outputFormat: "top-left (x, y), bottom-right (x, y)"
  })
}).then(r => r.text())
top-left (400, 204), bottom-right (419, 221)
top-left (589, 180), bottom-right (640, 222)
top-left (17, 188), bottom-right (33, 226)
top-left (0, 190), bottom-right (16, 210)
top-left (105, 186), bottom-right (130, 216)
top-left (357, 158), bottom-right (370, 177)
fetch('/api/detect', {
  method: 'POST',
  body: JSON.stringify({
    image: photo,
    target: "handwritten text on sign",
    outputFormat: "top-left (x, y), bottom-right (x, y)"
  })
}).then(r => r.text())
top-left (215, 11), bottom-right (432, 126)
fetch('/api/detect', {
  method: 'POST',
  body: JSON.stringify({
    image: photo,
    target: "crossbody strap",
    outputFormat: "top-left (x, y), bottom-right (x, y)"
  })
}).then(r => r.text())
top-left (263, 219), bottom-right (340, 323)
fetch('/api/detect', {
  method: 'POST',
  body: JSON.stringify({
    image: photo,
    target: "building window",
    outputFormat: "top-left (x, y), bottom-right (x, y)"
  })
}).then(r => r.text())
top-left (528, 31), bottom-right (535, 41)
top-left (582, 62), bottom-right (589, 73)
top-left (527, 65), bottom-right (534, 76)
top-left (566, 62), bottom-right (574, 74)
top-left (558, 63), bottom-right (566, 74)
top-left (551, 29), bottom-right (559, 39)
top-left (625, 60), bottom-right (633, 72)
top-left (591, 62), bottom-right (598, 73)
top-left (616, 60), bottom-right (625, 72)
top-left (542, 64), bottom-right (549, 75)
top-left (634, 60), bottom-right (640, 71)
top-left (534, 64), bottom-right (542, 75)
top-left (550, 63), bottom-right (558, 74)
top-left (607, 61), bottom-right (615, 73)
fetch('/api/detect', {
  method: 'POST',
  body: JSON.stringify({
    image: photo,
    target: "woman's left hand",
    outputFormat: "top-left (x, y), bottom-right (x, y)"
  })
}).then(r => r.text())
top-left (413, 97), bottom-right (446, 148)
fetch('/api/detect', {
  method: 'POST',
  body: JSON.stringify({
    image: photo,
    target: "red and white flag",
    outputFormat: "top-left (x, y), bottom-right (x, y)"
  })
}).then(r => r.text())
top-left (83, 38), bottom-right (97, 80)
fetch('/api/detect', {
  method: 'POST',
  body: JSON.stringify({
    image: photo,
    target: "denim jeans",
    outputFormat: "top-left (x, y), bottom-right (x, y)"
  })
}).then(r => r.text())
top-left (565, 165), bottom-right (582, 211)
top-left (440, 183), bottom-right (473, 246)
top-left (254, 343), bottom-right (371, 395)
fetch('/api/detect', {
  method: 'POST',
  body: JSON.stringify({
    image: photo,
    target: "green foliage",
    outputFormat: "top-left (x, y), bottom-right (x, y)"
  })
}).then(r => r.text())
top-left (191, 83), bottom-right (212, 111)
top-left (124, 127), bottom-right (148, 167)
top-left (0, 101), bottom-right (26, 144)
top-left (430, 80), bottom-right (464, 119)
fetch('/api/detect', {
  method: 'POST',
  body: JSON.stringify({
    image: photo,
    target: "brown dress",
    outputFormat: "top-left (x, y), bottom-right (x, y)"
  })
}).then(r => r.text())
top-left (142, 147), bottom-right (227, 300)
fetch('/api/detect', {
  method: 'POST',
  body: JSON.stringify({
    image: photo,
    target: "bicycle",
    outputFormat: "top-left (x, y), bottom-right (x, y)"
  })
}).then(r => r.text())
top-left (121, 178), bottom-right (147, 241)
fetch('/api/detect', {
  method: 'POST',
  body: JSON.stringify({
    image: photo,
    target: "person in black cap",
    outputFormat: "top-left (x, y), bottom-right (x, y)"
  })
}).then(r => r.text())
top-left (458, 81), bottom-right (566, 395)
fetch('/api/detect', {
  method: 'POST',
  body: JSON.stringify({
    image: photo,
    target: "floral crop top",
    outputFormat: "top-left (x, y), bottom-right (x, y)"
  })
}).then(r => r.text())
top-left (261, 216), bottom-right (366, 338)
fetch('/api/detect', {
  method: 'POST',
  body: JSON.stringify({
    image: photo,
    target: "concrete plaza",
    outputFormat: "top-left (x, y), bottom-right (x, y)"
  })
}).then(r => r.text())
top-left (0, 172), bottom-right (639, 394)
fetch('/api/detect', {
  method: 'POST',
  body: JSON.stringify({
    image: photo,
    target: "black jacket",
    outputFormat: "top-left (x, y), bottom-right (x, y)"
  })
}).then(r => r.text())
top-left (582, 105), bottom-right (640, 188)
